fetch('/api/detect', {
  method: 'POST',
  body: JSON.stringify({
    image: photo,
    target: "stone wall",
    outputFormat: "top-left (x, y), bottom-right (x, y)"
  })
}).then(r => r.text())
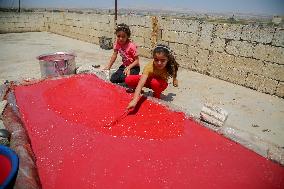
top-left (0, 11), bottom-right (283, 98)
top-left (0, 12), bottom-right (45, 33)
top-left (158, 17), bottom-right (284, 98)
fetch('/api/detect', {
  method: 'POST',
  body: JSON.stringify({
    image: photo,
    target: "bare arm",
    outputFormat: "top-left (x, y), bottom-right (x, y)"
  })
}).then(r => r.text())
top-left (127, 74), bottom-right (148, 110)
top-left (173, 75), bottom-right (178, 87)
top-left (123, 56), bottom-right (139, 75)
top-left (104, 50), bottom-right (118, 70)
top-left (172, 66), bottom-right (178, 87)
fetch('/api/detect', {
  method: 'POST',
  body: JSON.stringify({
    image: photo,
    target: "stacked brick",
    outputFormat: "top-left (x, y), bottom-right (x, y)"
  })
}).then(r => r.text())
top-left (159, 17), bottom-right (284, 98)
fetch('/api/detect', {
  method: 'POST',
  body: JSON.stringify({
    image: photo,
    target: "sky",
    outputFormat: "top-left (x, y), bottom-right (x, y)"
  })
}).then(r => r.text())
top-left (0, 0), bottom-right (283, 15)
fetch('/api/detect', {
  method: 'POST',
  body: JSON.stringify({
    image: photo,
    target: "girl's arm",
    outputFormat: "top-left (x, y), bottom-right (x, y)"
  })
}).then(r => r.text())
top-left (172, 66), bottom-right (178, 87)
top-left (123, 56), bottom-right (139, 75)
top-left (104, 50), bottom-right (118, 70)
top-left (127, 74), bottom-right (148, 110)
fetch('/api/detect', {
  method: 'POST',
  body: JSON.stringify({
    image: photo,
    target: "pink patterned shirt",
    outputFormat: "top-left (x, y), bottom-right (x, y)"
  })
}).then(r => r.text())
top-left (114, 40), bottom-right (138, 66)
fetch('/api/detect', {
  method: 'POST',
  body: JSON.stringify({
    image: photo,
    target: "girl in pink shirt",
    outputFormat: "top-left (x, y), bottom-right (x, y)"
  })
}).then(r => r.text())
top-left (104, 23), bottom-right (140, 83)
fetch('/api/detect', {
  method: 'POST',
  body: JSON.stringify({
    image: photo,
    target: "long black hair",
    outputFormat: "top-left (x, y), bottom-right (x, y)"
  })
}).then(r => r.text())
top-left (153, 44), bottom-right (179, 78)
top-left (115, 23), bottom-right (131, 37)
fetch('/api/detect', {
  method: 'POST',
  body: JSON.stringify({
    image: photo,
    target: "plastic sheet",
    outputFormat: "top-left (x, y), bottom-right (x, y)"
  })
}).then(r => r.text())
top-left (3, 94), bottom-right (41, 189)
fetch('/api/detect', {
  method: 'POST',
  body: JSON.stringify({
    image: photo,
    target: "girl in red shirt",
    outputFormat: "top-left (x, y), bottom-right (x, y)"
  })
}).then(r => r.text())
top-left (104, 23), bottom-right (140, 83)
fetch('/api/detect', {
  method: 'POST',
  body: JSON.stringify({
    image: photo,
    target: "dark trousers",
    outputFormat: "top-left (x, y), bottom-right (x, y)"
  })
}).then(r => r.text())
top-left (110, 65), bottom-right (140, 83)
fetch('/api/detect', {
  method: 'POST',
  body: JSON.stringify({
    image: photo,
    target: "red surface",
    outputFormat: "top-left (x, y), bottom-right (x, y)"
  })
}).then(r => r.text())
top-left (0, 154), bottom-right (11, 184)
top-left (14, 74), bottom-right (284, 189)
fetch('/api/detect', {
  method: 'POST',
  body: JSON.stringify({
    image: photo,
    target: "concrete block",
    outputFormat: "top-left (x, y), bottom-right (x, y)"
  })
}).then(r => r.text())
top-left (275, 82), bottom-right (284, 98)
top-left (200, 103), bottom-right (228, 127)
top-left (215, 23), bottom-right (242, 40)
top-left (254, 44), bottom-right (284, 64)
top-left (241, 24), bottom-right (274, 44)
top-left (226, 40), bottom-right (254, 57)
top-left (272, 28), bottom-right (284, 47)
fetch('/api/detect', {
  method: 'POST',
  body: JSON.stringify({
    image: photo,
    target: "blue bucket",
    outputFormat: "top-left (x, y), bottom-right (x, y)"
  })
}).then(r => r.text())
top-left (0, 145), bottom-right (19, 189)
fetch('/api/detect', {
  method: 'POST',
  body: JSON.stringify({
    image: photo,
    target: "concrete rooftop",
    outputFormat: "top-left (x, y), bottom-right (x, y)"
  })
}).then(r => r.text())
top-left (0, 32), bottom-right (283, 164)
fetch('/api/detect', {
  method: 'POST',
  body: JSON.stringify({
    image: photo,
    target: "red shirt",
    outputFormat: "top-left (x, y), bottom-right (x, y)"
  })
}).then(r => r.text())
top-left (114, 40), bottom-right (138, 66)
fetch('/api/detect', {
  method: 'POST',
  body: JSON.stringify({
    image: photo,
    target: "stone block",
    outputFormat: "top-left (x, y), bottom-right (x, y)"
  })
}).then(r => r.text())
top-left (162, 30), bottom-right (179, 42)
top-left (254, 44), bottom-right (284, 64)
top-left (210, 37), bottom-right (226, 52)
top-left (272, 28), bottom-right (284, 47)
top-left (245, 73), bottom-right (278, 94)
top-left (177, 32), bottom-right (199, 47)
top-left (131, 26), bottom-right (151, 38)
top-left (245, 73), bottom-right (262, 90)
top-left (138, 47), bottom-right (152, 58)
top-left (234, 57), bottom-right (264, 75)
top-left (262, 62), bottom-right (284, 81)
top-left (158, 17), bottom-right (173, 30)
top-left (241, 25), bottom-right (274, 44)
top-left (199, 23), bottom-right (214, 49)
top-left (226, 40), bottom-right (254, 57)
top-left (275, 82), bottom-right (284, 98)
top-left (176, 55), bottom-right (196, 70)
top-left (195, 49), bottom-right (210, 73)
top-left (172, 19), bottom-right (200, 33)
top-left (187, 45), bottom-right (199, 59)
top-left (169, 42), bottom-right (188, 56)
top-left (222, 67), bottom-right (247, 85)
top-left (209, 51), bottom-right (235, 69)
top-left (144, 37), bottom-right (152, 49)
top-left (258, 77), bottom-right (278, 94)
top-left (119, 15), bottom-right (146, 27)
top-left (131, 36), bottom-right (145, 46)
top-left (215, 23), bottom-right (242, 40)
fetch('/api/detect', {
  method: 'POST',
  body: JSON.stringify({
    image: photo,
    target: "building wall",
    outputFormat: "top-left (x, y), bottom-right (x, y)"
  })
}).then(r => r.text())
top-left (0, 11), bottom-right (283, 98)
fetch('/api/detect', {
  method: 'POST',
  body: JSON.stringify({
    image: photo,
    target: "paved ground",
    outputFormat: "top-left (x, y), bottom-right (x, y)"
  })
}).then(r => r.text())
top-left (0, 32), bottom-right (283, 163)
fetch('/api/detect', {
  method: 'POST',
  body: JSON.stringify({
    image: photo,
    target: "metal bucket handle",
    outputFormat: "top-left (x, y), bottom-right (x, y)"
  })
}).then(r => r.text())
top-left (54, 60), bottom-right (68, 74)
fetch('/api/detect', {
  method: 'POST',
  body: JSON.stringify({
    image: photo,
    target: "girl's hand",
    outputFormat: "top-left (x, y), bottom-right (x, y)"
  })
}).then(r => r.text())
top-left (123, 67), bottom-right (131, 75)
top-left (127, 99), bottom-right (137, 110)
top-left (103, 65), bottom-right (111, 70)
top-left (173, 79), bottom-right (178, 87)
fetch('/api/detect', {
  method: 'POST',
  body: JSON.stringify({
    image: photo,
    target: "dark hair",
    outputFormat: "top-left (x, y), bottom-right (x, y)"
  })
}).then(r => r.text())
top-left (153, 44), bottom-right (179, 78)
top-left (115, 23), bottom-right (131, 37)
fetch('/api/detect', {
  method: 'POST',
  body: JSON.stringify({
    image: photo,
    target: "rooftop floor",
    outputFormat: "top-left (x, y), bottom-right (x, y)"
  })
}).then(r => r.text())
top-left (0, 32), bottom-right (283, 163)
